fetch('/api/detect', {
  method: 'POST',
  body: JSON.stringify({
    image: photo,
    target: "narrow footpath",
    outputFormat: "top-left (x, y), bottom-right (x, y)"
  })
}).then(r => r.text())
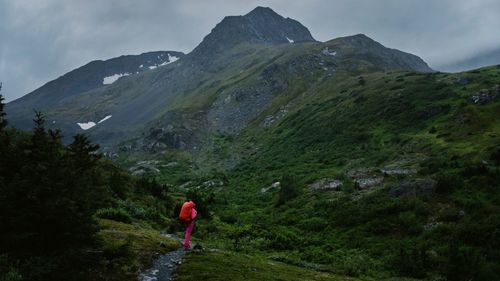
top-left (139, 234), bottom-right (186, 281)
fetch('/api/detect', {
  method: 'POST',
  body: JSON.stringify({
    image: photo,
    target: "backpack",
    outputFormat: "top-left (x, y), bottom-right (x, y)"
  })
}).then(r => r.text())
top-left (179, 201), bottom-right (195, 221)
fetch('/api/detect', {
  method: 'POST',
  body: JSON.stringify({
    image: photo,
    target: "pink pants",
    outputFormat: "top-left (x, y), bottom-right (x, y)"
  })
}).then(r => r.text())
top-left (183, 220), bottom-right (195, 249)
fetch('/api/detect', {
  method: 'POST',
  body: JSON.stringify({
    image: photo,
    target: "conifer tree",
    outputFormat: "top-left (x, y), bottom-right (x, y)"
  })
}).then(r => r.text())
top-left (0, 82), bottom-right (6, 131)
top-left (69, 134), bottom-right (100, 170)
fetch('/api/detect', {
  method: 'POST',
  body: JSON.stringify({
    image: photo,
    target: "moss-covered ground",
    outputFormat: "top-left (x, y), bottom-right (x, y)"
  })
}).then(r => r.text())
top-left (94, 219), bottom-right (179, 280)
top-left (175, 251), bottom-right (362, 281)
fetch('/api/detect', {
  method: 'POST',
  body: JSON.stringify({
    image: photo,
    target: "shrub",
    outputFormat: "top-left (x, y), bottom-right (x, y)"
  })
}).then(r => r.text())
top-left (461, 162), bottom-right (488, 178)
top-left (117, 200), bottom-right (148, 220)
top-left (332, 249), bottom-right (381, 277)
top-left (0, 268), bottom-right (22, 281)
top-left (265, 227), bottom-right (301, 250)
top-left (185, 189), bottom-right (215, 219)
top-left (95, 208), bottom-right (132, 223)
top-left (275, 175), bottom-right (302, 207)
top-left (300, 217), bottom-right (329, 232)
top-left (490, 148), bottom-right (500, 167)
top-left (0, 255), bottom-right (21, 281)
top-left (225, 224), bottom-right (254, 251)
top-left (391, 240), bottom-right (431, 278)
top-left (434, 172), bottom-right (462, 194)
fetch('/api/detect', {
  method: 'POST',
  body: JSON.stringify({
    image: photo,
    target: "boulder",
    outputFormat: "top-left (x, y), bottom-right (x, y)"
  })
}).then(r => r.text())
top-left (164, 161), bottom-right (179, 167)
top-left (380, 167), bottom-right (417, 175)
top-left (389, 178), bottom-right (436, 197)
top-left (347, 168), bottom-right (384, 189)
top-left (469, 85), bottom-right (499, 104)
top-left (129, 160), bottom-right (161, 175)
top-left (308, 178), bottom-right (343, 191)
top-left (354, 177), bottom-right (383, 189)
top-left (202, 180), bottom-right (224, 188)
top-left (321, 47), bottom-right (337, 56)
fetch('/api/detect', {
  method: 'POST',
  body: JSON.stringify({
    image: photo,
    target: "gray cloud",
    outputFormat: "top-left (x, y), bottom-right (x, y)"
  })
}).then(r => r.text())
top-left (1, 0), bottom-right (500, 101)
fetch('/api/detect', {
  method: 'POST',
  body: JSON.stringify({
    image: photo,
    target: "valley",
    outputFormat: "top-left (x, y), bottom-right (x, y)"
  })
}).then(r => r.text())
top-left (1, 6), bottom-right (499, 281)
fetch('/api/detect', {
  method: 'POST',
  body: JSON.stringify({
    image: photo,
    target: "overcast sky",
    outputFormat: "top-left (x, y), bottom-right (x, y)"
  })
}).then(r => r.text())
top-left (1, 0), bottom-right (500, 102)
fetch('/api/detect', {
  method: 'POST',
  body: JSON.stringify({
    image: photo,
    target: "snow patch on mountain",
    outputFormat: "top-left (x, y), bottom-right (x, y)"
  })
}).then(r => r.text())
top-left (103, 73), bottom-right (130, 85)
top-left (77, 122), bottom-right (96, 130)
top-left (286, 37), bottom-right (294, 43)
top-left (98, 115), bottom-right (112, 123)
top-left (150, 54), bottom-right (180, 69)
top-left (77, 115), bottom-right (112, 130)
top-left (168, 53), bottom-right (179, 63)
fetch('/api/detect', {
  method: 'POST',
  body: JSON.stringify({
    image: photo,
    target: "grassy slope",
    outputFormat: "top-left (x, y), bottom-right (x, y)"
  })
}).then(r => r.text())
top-left (95, 219), bottom-right (179, 280)
top-left (175, 251), bottom-right (361, 281)
top-left (108, 45), bottom-right (499, 280)
top-left (169, 66), bottom-right (499, 280)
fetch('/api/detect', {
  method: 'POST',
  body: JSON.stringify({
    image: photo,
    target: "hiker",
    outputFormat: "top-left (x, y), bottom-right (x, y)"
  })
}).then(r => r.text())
top-left (179, 200), bottom-right (197, 250)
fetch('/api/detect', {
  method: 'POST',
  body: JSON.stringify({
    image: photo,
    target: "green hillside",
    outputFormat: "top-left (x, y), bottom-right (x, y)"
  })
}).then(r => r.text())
top-left (2, 6), bottom-right (500, 281)
top-left (144, 66), bottom-right (500, 280)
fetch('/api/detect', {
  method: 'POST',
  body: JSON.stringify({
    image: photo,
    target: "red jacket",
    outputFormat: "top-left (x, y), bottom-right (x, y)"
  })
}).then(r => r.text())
top-left (179, 201), bottom-right (196, 221)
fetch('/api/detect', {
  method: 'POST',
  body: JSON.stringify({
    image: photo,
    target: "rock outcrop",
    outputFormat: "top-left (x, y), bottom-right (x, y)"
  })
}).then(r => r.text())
top-left (308, 178), bottom-right (343, 191)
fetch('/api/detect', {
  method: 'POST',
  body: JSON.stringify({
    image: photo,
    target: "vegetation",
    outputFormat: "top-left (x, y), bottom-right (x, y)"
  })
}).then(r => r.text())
top-left (174, 251), bottom-right (360, 281)
top-left (0, 89), bottom-right (180, 280)
top-left (162, 67), bottom-right (500, 280)
top-left (1, 59), bottom-right (499, 281)
top-left (95, 219), bottom-right (178, 280)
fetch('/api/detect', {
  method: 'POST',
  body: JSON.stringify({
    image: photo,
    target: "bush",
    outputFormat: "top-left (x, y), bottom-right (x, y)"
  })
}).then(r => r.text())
top-left (264, 227), bottom-right (301, 250)
top-left (391, 240), bottom-right (431, 278)
top-left (300, 217), bottom-right (329, 232)
top-left (419, 157), bottom-right (449, 175)
top-left (332, 249), bottom-right (381, 277)
top-left (225, 224), bottom-right (255, 251)
top-left (0, 268), bottom-right (22, 281)
top-left (275, 175), bottom-right (302, 207)
top-left (117, 200), bottom-right (148, 220)
top-left (185, 189), bottom-right (215, 219)
top-left (95, 208), bottom-right (132, 223)
top-left (435, 171), bottom-right (462, 194)
top-left (461, 162), bottom-right (488, 178)
top-left (0, 255), bottom-right (21, 281)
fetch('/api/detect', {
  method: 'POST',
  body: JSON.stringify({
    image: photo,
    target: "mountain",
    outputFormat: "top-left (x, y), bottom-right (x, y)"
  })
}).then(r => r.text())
top-left (6, 51), bottom-right (184, 129)
top-left (3, 6), bottom-right (500, 280)
top-left (6, 7), bottom-right (432, 151)
top-left (191, 6), bottom-right (315, 58)
top-left (438, 47), bottom-right (500, 72)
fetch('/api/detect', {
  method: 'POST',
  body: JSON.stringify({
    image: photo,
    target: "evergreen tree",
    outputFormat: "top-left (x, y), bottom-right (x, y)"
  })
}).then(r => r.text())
top-left (68, 134), bottom-right (100, 170)
top-left (0, 82), bottom-right (8, 172)
top-left (0, 82), bottom-right (6, 131)
top-left (0, 111), bottom-right (110, 280)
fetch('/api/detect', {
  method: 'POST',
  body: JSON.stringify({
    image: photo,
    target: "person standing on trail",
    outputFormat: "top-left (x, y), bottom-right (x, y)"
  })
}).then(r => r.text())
top-left (179, 200), bottom-right (197, 250)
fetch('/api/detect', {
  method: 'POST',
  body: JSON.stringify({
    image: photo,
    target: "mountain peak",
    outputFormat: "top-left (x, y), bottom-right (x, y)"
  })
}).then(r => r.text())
top-left (191, 7), bottom-right (315, 58)
top-left (245, 6), bottom-right (279, 17)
